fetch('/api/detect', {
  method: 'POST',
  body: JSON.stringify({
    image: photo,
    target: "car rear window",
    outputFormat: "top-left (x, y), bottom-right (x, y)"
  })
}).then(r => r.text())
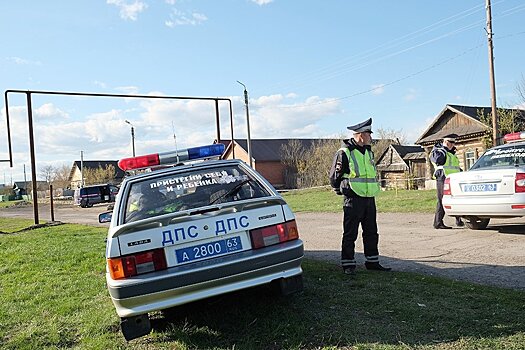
top-left (471, 144), bottom-right (525, 170)
top-left (123, 164), bottom-right (271, 223)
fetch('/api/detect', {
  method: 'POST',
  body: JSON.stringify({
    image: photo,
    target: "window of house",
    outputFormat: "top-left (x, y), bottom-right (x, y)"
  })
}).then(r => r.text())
top-left (465, 150), bottom-right (476, 170)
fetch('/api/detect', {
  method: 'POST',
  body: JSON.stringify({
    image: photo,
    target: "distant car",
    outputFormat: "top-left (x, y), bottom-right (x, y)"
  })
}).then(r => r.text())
top-left (74, 184), bottom-right (119, 208)
top-left (443, 132), bottom-right (525, 229)
top-left (99, 144), bottom-right (304, 340)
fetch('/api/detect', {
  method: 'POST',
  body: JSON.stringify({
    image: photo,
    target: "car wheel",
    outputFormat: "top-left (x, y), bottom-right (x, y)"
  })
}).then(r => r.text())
top-left (465, 217), bottom-right (490, 230)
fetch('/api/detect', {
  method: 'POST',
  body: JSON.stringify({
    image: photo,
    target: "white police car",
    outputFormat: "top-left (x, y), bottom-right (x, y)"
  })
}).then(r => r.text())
top-left (443, 132), bottom-right (525, 229)
top-left (99, 144), bottom-right (304, 340)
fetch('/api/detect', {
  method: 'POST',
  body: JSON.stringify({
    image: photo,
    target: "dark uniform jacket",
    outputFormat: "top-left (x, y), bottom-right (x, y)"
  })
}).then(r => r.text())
top-left (329, 139), bottom-right (374, 204)
top-left (430, 143), bottom-right (456, 181)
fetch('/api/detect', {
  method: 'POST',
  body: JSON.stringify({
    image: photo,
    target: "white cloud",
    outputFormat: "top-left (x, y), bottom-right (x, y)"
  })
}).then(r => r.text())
top-left (165, 9), bottom-right (208, 27)
top-left (107, 0), bottom-right (148, 21)
top-left (5, 56), bottom-right (42, 65)
top-left (165, 0), bottom-right (176, 4)
top-left (34, 103), bottom-right (69, 119)
top-left (371, 84), bottom-right (385, 95)
top-left (251, 0), bottom-right (274, 5)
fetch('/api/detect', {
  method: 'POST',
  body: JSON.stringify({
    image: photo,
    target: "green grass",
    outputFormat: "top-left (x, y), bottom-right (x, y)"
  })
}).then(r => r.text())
top-left (0, 200), bottom-right (28, 209)
top-left (282, 187), bottom-right (437, 213)
top-left (1, 219), bottom-right (524, 349)
top-left (0, 218), bottom-right (37, 233)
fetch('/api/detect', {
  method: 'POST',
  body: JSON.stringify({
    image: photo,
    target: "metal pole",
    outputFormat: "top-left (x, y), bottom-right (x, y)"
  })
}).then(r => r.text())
top-left (2, 92), bottom-right (13, 166)
top-left (486, 0), bottom-right (499, 146)
top-left (228, 100), bottom-right (235, 158)
top-left (80, 150), bottom-right (84, 187)
top-left (125, 120), bottom-right (136, 157)
top-left (236, 81), bottom-right (253, 167)
top-left (49, 184), bottom-right (55, 222)
top-left (131, 126), bottom-right (136, 157)
top-left (215, 99), bottom-right (221, 143)
top-left (26, 92), bottom-right (39, 225)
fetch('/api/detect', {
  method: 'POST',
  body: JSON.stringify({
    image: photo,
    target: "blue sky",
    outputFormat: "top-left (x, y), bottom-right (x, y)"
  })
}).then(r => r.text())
top-left (1, 0), bottom-right (525, 183)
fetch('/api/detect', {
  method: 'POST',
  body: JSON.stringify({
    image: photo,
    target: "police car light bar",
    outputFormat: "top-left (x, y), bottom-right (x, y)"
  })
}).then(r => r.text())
top-left (503, 131), bottom-right (525, 143)
top-left (118, 144), bottom-right (225, 171)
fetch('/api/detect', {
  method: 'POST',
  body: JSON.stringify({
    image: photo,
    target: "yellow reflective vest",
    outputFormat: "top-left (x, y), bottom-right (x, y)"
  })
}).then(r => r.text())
top-left (340, 147), bottom-right (380, 197)
top-left (432, 150), bottom-right (461, 178)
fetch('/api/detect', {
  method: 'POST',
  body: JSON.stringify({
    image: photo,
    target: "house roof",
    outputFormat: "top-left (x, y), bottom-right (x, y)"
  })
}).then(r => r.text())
top-left (13, 181), bottom-right (48, 190)
top-left (221, 139), bottom-right (340, 162)
top-left (376, 144), bottom-right (425, 172)
top-left (416, 104), bottom-right (525, 145)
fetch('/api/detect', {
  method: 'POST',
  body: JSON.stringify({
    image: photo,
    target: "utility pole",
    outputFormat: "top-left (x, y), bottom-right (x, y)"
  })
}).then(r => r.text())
top-left (125, 120), bottom-right (136, 157)
top-left (486, 0), bottom-right (499, 146)
top-left (236, 81), bottom-right (253, 168)
top-left (80, 150), bottom-right (84, 188)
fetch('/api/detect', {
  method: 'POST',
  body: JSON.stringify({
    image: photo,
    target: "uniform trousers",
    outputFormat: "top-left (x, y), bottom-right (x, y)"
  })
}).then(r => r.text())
top-left (341, 196), bottom-right (379, 269)
top-left (433, 179), bottom-right (446, 227)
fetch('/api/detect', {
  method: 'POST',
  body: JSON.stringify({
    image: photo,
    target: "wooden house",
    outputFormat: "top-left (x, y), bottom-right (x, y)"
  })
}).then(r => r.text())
top-left (376, 144), bottom-right (426, 189)
top-left (416, 104), bottom-right (525, 188)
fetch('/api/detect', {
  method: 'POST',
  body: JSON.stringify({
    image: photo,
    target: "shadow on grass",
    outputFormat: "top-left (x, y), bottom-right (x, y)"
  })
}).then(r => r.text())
top-left (141, 258), bottom-right (525, 349)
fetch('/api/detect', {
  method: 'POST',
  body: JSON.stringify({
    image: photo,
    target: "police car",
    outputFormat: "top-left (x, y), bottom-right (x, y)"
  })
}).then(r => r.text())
top-left (443, 132), bottom-right (525, 229)
top-left (99, 144), bottom-right (304, 340)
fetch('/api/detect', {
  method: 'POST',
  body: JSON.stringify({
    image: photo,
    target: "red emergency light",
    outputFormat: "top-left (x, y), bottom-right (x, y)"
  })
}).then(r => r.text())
top-left (118, 144), bottom-right (225, 171)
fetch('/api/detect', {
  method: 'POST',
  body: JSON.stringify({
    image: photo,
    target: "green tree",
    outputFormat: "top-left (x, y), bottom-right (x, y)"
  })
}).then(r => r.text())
top-left (83, 164), bottom-right (117, 186)
top-left (478, 107), bottom-right (525, 148)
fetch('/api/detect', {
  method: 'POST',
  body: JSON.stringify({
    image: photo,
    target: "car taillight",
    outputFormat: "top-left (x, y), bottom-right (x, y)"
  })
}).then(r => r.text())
top-left (250, 220), bottom-right (299, 249)
top-left (515, 172), bottom-right (525, 193)
top-left (443, 177), bottom-right (451, 195)
top-left (107, 248), bottom-right (167, 280)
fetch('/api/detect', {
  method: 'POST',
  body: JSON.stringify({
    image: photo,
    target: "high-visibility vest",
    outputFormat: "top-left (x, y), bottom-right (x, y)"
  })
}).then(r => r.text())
top-left (432, 150), bottom-right (461, 177)
top-left (340, 147), bottom-right (380, 197)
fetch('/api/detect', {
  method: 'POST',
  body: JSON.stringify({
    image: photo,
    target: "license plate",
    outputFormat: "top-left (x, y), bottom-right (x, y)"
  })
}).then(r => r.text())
top-left (175, 236), bottom-right (243, 264)
top-left (462, 183), bottom-right (497, 192)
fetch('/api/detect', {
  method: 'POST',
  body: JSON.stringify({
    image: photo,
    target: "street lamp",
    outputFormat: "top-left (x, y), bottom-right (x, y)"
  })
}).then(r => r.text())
top-left (236, 81), bottom-right (253, 168)
top-left (125, 120), bottom-right (136, 157)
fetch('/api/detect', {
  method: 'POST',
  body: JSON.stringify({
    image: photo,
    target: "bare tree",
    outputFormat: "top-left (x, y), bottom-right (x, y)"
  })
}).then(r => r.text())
top-left (39, 165), bottom-right (56, 184)
top-left (517, 74), bottom-right (525, 104)
top-left (281, 138), bottom-right (341, 189)
top-left (52, 164), bottom-right (72, 189)
top-left (372, 127), bottom-right (407, 162)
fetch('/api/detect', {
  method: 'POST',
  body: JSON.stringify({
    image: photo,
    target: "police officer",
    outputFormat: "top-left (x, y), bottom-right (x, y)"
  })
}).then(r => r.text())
top-left (430, 133), bottom-right (463, 229)
top-left (329, 117), bottom-right (391, 275)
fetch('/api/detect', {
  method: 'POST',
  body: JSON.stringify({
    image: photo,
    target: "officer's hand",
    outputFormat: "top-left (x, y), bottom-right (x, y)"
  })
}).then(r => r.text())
top-left (333, 188), bottom-right (342, 195)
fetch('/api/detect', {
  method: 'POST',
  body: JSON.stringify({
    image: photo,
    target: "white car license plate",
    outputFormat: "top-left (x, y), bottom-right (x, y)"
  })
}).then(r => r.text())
top-left (175, 236), bottom-right (243, 264)
top-left (462, 183), bottom-right (497, 192)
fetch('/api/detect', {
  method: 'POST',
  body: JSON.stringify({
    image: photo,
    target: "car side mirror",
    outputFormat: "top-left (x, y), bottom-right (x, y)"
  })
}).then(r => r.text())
top-left (99, 211), bottom-right (113, 223)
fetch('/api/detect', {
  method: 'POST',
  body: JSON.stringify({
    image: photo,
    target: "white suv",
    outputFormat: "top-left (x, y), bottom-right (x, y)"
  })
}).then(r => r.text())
top-left (99, 144), bottom-right (304, 340)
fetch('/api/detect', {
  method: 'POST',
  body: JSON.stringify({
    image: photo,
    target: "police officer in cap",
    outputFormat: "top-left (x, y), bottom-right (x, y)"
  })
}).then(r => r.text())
top-left (430, 133), bottom-right (463, 229)
top-left (329, 117), bottom-right (391, 275)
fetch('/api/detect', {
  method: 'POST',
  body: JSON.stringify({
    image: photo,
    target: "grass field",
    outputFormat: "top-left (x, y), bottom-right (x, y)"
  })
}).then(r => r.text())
top-left (1, 218), bottom-right (524, 349)
top-left (282, 186), bottom-right (437, 213)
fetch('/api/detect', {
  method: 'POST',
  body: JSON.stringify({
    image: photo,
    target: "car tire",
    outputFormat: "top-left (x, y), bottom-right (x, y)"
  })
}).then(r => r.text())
top-left (465, 217), bottom-right (490, 230)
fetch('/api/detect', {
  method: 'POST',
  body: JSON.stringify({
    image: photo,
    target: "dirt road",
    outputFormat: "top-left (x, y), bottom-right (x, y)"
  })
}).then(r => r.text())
top-left (2, 203), bottom-right (524, 290)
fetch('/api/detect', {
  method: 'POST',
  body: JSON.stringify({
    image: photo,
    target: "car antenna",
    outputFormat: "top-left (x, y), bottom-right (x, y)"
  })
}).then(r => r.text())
top-left (172, 121), bottom-right (179, 164)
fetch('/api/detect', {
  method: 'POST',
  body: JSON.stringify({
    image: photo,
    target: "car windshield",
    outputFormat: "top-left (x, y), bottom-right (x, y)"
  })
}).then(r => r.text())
top-left (123, 164), bottom-right (270, 223)
top-left (470, 144), bottom-right (525, 170)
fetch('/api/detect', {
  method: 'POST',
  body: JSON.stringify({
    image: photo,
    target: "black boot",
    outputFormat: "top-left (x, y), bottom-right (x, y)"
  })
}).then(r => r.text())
top-left (365, 262), bottom-right (392, 271)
